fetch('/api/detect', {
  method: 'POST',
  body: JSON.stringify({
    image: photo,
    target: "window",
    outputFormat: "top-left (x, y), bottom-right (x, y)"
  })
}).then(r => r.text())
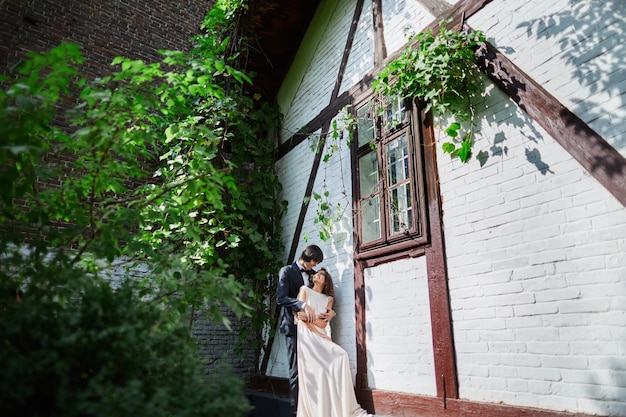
top-left (353, 95), bottom-right (428, 255)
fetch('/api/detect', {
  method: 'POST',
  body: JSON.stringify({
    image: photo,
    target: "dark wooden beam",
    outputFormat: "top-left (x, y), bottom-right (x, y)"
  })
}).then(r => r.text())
top-left (353, 257), bottom-right (368, 390)
top-left (276, 91), bottom-right (351, 159)
top-left (359, 387), bottom-right (598, 417)
top-left (421, 110), bottom-right (459, 402)
top-left (372, 0), bottom-right (387, 66)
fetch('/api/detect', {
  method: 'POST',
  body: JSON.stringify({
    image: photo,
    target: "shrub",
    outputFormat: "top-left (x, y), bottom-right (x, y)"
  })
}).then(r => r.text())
top-left (0, 268), bottom-right (252, 417)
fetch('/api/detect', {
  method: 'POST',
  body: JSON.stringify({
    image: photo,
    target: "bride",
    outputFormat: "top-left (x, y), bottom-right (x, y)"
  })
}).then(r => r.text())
top-left (295, 268), bottom-right (372, 417)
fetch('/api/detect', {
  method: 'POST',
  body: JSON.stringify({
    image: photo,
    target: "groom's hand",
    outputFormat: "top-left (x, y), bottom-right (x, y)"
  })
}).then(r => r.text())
top-left (319, 308), bottom-right (336, 322)
top-left (303, 305), bottom-right (316, 322)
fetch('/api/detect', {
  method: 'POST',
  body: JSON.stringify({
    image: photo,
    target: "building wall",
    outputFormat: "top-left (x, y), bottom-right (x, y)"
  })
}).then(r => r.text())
top-left (365, 256), bottom-right (436, 396)
top-left (269, 111), bottom-right (356, 377)
top-left (271, 0), bottom-right (626, 415)
top-left (192, 306), bottom-right (258, 379)
top-left (443, 2), bottom-right (626, 414)
top-left (0, 0), bottom-right (212, 78)
top-left (273, 0), bottom-right (442, 385)
top-left (440, 74), bottom-right (626, 415)
top-left (469, 0), bottom-right (626, 157)
top-left (337, 0), bottom-right (374, 95)
top-left (278, 0), bottom-right (356, 142)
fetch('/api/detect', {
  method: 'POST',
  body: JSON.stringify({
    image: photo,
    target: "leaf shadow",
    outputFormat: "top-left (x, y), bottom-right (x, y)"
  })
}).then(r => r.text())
top-left (516, 0), bottom-right (626, 150)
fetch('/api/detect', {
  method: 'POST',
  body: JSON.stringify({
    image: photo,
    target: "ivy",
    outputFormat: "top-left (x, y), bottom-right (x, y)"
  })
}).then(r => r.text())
top-left (306, 22), bottom-right (487, 242)
top-left (304, 108), bottom-right (354, 242)
top-left (374, 19), bottom-right (486, 162)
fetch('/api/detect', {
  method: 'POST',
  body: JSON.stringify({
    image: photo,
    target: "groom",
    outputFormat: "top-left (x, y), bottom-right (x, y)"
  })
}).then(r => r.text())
top-left (277, 244), bottom-right (324, 416)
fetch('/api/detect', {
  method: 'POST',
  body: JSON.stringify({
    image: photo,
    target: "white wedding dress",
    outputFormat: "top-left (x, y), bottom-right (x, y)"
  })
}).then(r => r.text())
top-left (296, 286), bottom-right (371, 417)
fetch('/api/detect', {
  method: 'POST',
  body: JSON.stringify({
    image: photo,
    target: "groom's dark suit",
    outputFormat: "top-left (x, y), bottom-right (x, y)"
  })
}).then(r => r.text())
top-left (277, 261), bottom-right (308, 414)
top-left (278, 261), bottom-right (307, 336)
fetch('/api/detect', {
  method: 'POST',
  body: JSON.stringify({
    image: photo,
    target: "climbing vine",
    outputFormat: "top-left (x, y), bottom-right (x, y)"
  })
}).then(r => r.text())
top-left (373, 19), bottom-right (486, 162)
top-left (306, 21), bottom-right (486, 242)
top-left (304, 108), bottom-right (355, 242)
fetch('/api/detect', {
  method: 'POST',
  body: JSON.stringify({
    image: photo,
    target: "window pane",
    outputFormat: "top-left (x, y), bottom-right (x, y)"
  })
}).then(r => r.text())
top-left (383, 96), bottom-right (406, 132)
top-left (358, 151), bottom-right (379, 198)
top-left (353, 95), bottom-right (426, 254)
top-left (385, 134), bottom-right (409, 186)
top-left (357, 102), bottom-right (375, 148)
top-left (386, 134), bottom-right (413, 235)
top-left (359, 151), bottom-right (381, 243)
top-left (389, 183), bottom-right (412, 234)
top-left (361, 195), bottom-right (381, 243)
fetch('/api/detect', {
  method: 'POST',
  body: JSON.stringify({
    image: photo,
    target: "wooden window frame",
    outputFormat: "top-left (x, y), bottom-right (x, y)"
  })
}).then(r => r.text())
top-left (352, 94), bottom-right (429, 260)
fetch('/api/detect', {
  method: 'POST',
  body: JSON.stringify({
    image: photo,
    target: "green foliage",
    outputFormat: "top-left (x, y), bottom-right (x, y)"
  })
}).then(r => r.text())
top-left (310, 189), bottom-right (344, 243)
top-left (305, 108), bottom-right (354, 242)
top-left (0, 270), bottom-right (251, 417)
top-left (1, 0), bottom-right (284, 413)
top-left (374, 20), bottom-right (486, 162)
top-left (309, 22), bottom-right (487, 240)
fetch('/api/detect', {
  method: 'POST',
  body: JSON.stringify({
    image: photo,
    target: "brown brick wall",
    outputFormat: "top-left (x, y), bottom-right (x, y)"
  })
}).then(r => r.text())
top-left (0, 0), bottom-right (217, 233)
top-left (0, 0), bottom-right (214, 77)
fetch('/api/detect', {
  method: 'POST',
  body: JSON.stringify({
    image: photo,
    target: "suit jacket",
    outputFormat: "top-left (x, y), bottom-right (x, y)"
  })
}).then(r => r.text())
top-left (277, 261), bottom-right (306, 336)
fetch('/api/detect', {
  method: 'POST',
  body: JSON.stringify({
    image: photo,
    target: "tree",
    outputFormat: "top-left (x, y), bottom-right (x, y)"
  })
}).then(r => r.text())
top-left (0, 0), bottom-right (284, 414)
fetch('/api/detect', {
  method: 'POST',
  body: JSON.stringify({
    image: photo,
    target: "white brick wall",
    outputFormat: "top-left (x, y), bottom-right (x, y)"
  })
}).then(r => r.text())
top-left (271, 0), bottom-right (626, 415)
top-left (438, 78), bottom-right (626, 415)
top-left (338, 0), bottom-right (374, 95)
top-left (278, 0), bottom-right (357, 140)
top-left (275, 130), bottom-right (321, 262)
top-left (381, 0), bottom-right (435, 54)
top-left (270, 114), bottom-right (357, 377)
top-left (307, 113), bottom-right (357, 360)
top-left (468, 0), bottom-right (626, 156)
top-left (365, 256), bottom-right (437, 395)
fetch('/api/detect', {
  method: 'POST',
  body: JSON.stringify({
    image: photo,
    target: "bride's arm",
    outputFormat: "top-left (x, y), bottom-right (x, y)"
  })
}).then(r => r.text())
top-left (312, 297), bottom-right (334, 329)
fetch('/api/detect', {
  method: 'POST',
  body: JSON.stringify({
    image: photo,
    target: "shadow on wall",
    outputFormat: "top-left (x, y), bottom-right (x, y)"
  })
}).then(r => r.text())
top-left (474, 0), bottom-right (626, 176)
top-left (516, 0), bottom-right (626, 151)
top-left (586, 358), bottom-right (626, 416)
top-left (473, 75), bottom-right (553, 175)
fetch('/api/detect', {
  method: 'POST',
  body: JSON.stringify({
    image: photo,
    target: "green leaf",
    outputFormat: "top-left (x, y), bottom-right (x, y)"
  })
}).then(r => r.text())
top-left (442, 142), bottom-right (456, 154)
top-left (165, 124), bottom-right (179, 142)
top-left (457, 135), bottom-right (473, 162)
top-left (445, 121), bottom-right (461, 137)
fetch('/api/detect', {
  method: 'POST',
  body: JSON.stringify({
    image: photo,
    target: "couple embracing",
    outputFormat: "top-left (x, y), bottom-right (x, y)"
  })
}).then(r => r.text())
top-left (277, 244), bottom-right (373, 417)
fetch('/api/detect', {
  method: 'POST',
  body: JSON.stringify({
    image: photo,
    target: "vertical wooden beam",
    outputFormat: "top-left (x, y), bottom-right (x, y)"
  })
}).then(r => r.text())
top-left (421, 110), bottom-right (459, 401)
top-left (354, 258), bottom-right (368, 390)
top-left (372, 0), bottom-right (387, 66)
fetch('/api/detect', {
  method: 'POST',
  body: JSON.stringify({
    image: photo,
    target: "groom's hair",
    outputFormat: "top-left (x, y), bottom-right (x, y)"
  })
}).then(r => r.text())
top-left (300, 244), bottom-right (324, 263)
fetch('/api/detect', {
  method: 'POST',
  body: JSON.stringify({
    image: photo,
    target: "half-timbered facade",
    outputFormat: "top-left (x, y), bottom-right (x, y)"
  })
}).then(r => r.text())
top-left (257, 0), bottom-right (626, 416)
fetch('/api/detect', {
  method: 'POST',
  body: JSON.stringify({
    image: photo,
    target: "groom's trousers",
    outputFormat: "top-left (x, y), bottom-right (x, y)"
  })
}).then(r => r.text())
top-left (286, 333), bottom-right (298, 415)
